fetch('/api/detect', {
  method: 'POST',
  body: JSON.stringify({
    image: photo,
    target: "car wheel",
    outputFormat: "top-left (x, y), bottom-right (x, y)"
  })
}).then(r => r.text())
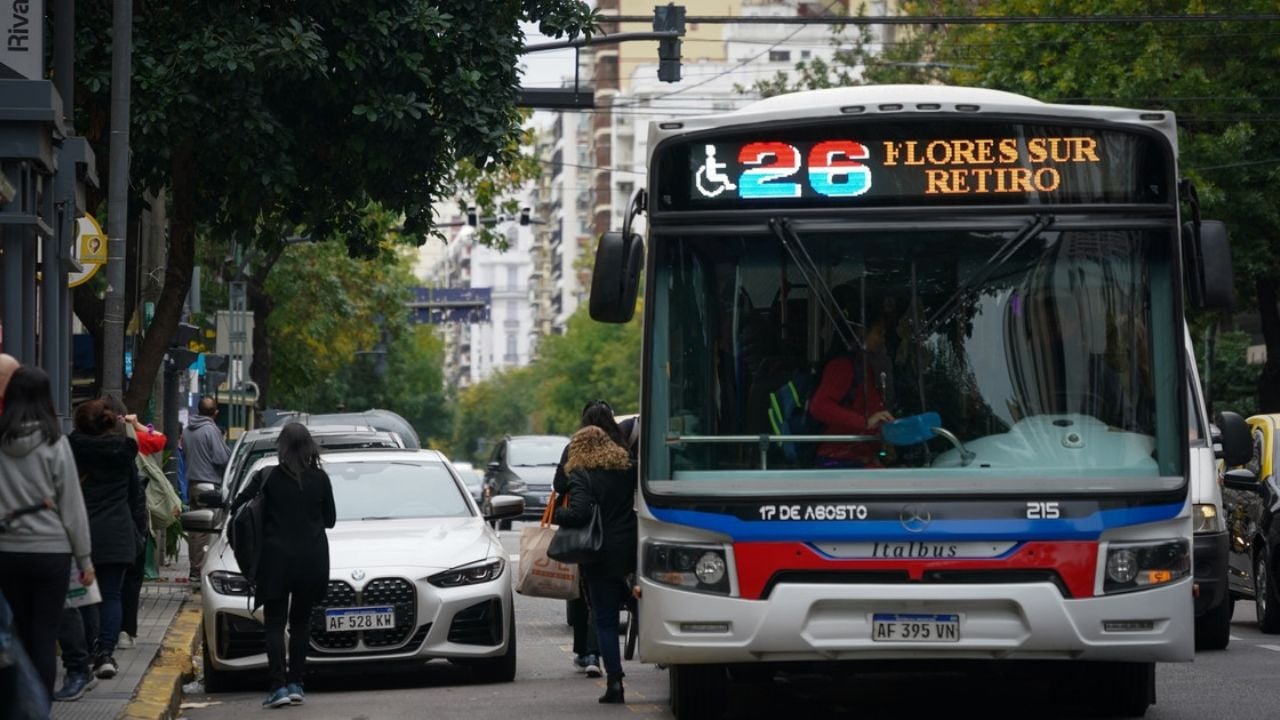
top-left (201, 635), bottom-right (232, 693)
top-left (1256, 547), bottom-right (1280, 633)
top-left (1195, 592), bottom-right (1233, 650)
top-left (473, 605), bottom-right (517, 683)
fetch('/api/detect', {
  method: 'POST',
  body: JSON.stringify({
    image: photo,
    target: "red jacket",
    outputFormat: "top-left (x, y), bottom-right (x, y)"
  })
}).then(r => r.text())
top-left (808, 355), bottom-right (886, 466)
top-left (135, 429), bottom-right (167, 457)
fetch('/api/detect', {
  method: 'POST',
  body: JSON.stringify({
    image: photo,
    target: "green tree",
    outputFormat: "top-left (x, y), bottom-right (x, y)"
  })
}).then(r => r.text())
top-left (71, 0), bottom-right (596, 412)
top-left (744, 1), bottom-right (1280, 413)
top-left (448, 367), bottom-right (540, 463)
top-left (532, 307), bottom-right (643, 433)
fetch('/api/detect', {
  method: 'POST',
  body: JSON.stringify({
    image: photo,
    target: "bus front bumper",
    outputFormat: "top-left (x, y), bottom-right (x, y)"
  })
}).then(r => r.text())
top-left (638, 577), bottom-right (1194, 665)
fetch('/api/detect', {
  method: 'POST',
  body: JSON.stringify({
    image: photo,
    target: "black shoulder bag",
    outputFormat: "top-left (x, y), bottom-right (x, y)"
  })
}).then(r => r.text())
top-left (547, 477), bottom-right (604, 565)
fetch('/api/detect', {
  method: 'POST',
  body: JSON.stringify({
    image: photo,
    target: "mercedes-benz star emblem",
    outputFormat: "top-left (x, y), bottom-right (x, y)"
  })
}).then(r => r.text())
top-left (899, 505), bottom-right (932, 533)
top-left (351, 569), bottom-right (366, 581)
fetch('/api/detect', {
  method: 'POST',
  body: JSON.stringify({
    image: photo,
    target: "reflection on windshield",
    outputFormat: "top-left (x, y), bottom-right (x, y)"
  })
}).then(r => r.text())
top-left (507, 438), bottom-right (569, 467)
top-left (651, 226), bottom-right (1180, 479)
top-left (330, 461), bottom-right (471, 521)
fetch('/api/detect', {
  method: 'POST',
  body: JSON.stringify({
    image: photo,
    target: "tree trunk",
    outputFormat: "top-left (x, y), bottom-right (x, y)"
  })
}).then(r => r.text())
top-left (123, 141), bottom-right (196, 412)
top-left (73, 286), bottom-right (105, 394)
top-left (1258, 276), bottom-right (1280, 413)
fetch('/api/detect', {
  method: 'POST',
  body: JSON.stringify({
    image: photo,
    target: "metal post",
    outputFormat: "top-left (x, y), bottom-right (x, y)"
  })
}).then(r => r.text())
top-left (53, 0), bottom-right (74, 422)
top-left (1, 225), bottom-right (22, 358)
top-left (41, 173), bottom-right (59, 371)
top-left (102, 0), bottom-right (132, 397)
top-left (54, 0), bottom-right (73, 129)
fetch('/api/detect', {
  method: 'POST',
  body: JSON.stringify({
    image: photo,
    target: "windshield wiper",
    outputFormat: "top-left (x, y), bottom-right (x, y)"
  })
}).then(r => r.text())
top-left (768, 217), bottom-right (863, 351)
top-left (923, 214), bottom-right (1055, 337)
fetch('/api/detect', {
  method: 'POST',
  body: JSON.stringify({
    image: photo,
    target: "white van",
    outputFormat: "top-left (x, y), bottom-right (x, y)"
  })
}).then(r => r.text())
top-left (1187, 333), bottom-right (1231, 649)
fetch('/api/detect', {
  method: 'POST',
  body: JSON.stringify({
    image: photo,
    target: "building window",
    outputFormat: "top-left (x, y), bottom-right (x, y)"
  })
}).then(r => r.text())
top-left (769, 50), bottom-right (791, 62)
top-left (507, 300), bottom-right (517, 318)
top-left (506, 266), bottom-right (517, 290)
top-left (801, 50), bottom-right (811, 59)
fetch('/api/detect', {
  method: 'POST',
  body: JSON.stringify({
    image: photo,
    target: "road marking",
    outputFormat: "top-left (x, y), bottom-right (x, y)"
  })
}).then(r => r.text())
top-left (1259, 644), bottom-right (1280, 652)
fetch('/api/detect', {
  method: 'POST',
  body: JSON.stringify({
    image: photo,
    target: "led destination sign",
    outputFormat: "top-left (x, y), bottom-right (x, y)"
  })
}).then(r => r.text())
top-left (661, 120), bottom-right (1169, 211)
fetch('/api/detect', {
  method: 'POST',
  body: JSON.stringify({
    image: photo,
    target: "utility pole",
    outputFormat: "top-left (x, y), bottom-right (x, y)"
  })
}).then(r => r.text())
top-left (102, 0), bottom-right (132, 398)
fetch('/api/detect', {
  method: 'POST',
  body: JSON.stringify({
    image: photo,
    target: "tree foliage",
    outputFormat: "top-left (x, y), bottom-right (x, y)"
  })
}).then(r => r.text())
top-left (71, 0), bottom-right (596, 411)
top-left (445, 306), bottom-right (643, 463)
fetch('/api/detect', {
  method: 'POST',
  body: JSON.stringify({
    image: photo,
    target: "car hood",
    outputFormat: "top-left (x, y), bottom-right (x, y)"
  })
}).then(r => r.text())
top-left (511, 465), bottom-right (557, 489)
top-left (326, 517), bottom-right (498, 573)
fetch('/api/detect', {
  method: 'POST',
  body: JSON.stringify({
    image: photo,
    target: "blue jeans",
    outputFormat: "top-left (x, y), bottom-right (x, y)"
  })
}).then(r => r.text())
top-left (95, 563), bottom-right (129, 657)
top-left (585, 576), bottom-right (632, 679)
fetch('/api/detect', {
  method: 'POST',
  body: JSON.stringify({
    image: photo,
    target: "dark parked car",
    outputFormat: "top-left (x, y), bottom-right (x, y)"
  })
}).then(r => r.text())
top-left (481, 435), bottom-right (569, 529)
top-left (450, 461), bottom-right (486, 505)
top-left (269, 409), bottom-right (421, 449)
top-left (1223, 412), bottom-right (1280, 632)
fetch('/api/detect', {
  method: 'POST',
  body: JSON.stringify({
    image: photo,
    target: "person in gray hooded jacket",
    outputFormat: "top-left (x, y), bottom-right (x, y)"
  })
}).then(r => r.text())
top-left (183, 396), bottom-right (230, 582)
top-left (0, 366), bottom-right (94, 705)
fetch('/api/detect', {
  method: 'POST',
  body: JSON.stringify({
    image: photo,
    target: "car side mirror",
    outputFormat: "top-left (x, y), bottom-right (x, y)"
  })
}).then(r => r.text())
top-left (181, 508), bottom-right (224, 534)
top-left (1223, 468), bottom-right (1260, 493)
top-left (1214, 411), bottom-right (1251, 468)
top-left (484, 494), bottom-right (525, 522)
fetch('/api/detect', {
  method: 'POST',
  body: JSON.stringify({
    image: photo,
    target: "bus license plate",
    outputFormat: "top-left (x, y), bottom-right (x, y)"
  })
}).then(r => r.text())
top-left (871, 613), bottom-right (960, 642)
top-left (325, 606), bottom-right (395, 632)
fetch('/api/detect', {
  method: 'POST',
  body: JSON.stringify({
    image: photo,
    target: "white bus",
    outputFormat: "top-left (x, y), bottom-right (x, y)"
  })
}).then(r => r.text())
top-left (588, 85), bottom-right (1239, 718)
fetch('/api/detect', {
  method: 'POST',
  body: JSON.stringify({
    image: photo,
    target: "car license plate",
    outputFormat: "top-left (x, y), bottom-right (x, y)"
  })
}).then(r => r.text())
top-left (324, 607), bottom-right (395, 633)
top-left (871, 613), bottom-right (960, 642)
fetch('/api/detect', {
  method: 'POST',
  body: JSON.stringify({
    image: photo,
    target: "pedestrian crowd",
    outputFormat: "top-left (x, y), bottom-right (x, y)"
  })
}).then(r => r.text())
top-left (0, 353), bottom-right (180, 716)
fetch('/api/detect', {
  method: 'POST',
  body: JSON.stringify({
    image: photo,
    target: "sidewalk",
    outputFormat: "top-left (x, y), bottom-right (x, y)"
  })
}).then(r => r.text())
top-left (52, 548), bottom-right (195, 720)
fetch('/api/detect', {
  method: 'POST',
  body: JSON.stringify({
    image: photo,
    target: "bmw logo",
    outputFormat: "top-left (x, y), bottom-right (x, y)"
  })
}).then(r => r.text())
top-left (351, 569), bottom-right (366, 581)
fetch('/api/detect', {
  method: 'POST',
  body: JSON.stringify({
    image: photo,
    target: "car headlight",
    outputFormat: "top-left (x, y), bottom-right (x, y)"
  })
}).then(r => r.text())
top-left (208, 570), bottom-right (253, 596)
top-left (643, 542), bottom-right (731, 595)
top-left (428, 558), bottom-right (506, 588)
top-left (1193, 503), bottom-right (1224, 534)
top-left (1103, 539), bottom-right (1190, 595)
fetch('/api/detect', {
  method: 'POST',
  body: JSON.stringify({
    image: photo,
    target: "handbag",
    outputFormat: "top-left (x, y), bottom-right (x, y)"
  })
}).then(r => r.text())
top-left (547, 482), bottom-right (604, 565)
top-left (515, 493), bottom-right (579, 600)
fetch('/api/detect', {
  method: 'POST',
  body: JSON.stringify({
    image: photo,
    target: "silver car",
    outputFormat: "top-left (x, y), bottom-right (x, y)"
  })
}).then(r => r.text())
top-left (183, 450), bottom-right (524, 691)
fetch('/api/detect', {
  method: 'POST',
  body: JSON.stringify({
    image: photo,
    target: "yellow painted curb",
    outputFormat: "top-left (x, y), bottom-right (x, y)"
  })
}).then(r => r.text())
top-left (117, 602), bottom-right (202, 720)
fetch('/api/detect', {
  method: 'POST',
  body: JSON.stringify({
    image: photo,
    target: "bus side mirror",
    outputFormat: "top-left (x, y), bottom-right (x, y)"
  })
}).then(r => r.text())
top-left (1214, 411), bottom-right (1251, 468)
top-left (1183, 220), bottom-right (1235, 310)
top-left (589, 231), bottom-right (644, 323)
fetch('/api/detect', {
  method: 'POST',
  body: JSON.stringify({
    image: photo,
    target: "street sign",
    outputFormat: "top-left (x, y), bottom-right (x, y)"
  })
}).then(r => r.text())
top-left (0, 0), bottom-right (43, 80)
top-left (68, 215), bottom-right (107, 288)
top-left (409, 287), bottom-right (492, 324)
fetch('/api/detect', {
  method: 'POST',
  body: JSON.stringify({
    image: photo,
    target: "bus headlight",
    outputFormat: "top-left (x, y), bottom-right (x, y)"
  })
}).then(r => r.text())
top-left (1193, 503), bottom-right (1224, 534)
top-left (1102, 540), bottom-right (1190, 595)
top-left (644, 542), bottom-right (731, 595)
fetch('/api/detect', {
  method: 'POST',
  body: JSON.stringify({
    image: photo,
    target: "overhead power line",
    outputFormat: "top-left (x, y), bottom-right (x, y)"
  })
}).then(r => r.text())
top-left (608, 13), bottom-right (1280, 26)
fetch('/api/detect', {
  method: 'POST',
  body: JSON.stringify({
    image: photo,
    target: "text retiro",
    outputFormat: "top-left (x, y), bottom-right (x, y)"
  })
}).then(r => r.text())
top-left (881, 136), bottom-right (1102, 196)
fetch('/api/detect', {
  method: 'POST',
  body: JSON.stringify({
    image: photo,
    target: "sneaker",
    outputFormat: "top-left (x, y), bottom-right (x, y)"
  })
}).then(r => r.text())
top-left (262, 687), bottom-right (291, 709)
top-left (572, 654), bottom-right (590, 673)
top-left (53, 672), bottom-right (93, 702)
top-left (118, 632), bottom-right (135, 649)
top-left (93, 656), bottom-right (118, 679)
top-left (585, 655), bottom-right (603, 678)
top-left (286, 683), bottom-right (305, 705)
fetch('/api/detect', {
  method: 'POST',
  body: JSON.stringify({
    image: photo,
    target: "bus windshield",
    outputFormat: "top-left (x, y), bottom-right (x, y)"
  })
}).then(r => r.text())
top-left (647, 222), bottom-right (1183, 486)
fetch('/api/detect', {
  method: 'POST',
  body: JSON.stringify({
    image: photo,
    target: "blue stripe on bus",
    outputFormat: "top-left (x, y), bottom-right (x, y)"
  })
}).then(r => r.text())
top-left (648, 502), bottom-right (1184, 542)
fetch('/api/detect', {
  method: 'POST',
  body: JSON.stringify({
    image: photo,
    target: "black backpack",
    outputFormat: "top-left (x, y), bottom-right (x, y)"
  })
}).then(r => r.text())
top-left (228, 476), bottom-right (266, 586)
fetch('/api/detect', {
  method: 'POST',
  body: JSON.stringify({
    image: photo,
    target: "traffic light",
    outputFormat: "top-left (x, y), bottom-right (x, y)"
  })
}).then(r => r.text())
top-left (654, 3), bottom-right (685, 83)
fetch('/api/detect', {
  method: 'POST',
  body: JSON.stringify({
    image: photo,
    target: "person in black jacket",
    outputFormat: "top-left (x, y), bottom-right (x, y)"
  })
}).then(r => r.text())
top-left (69, 399), bottom-right (146, 681)
top-left (554, 425), bottom-right (637, 704)
top-left (551, 400), bottom-right (628, 679)
top-left (233, 423), bottom-right (335, 708)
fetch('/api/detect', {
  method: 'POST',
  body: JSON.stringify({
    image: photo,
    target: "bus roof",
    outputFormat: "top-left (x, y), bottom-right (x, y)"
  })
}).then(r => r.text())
top-left (650, 84), bottom-right (1177, 148)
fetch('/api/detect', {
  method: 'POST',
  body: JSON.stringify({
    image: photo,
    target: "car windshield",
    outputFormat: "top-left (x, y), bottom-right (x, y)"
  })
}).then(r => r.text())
top-left (229, 436), bottom-right (401, 495)
top-left (331, 461), bottom-right (472, 521)
top-left (507, 438), bottom-right (569, 467)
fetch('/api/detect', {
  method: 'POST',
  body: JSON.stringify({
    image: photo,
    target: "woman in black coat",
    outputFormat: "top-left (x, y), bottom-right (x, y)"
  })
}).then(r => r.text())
top-left (69, 399), bottom-right (147, 680)
top-left (233, 423), bottom-right (335, 708)
top-left (554, 425), bottom-right (637, 704)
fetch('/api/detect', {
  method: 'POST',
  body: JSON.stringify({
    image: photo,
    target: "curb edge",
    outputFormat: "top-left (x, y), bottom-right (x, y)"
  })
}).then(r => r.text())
top-left (116, 601), bottom-right (201, 720)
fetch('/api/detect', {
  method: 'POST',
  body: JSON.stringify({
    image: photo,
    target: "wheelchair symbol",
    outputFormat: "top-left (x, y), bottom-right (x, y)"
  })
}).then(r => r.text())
top-left (695, 145), bottom-right (737, 198)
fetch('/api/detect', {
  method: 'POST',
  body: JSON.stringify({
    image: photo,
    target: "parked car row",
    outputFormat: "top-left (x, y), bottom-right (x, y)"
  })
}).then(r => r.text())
top-left (183, 413), bottom-right (526, 691)
top-left (1221, 412), bottom-right (1280, 633)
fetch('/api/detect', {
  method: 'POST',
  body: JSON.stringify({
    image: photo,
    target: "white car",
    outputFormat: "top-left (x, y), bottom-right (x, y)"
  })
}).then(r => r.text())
top-left (183, 450), bottom-right (524, 691)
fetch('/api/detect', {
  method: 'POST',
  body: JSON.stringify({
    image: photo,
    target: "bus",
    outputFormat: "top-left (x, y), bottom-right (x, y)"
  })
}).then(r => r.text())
top-left (588, 85), bottom-right (1239, 718)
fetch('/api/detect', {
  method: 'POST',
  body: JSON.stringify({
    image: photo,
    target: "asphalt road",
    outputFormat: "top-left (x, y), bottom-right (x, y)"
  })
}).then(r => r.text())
top-left (182, 526), bottom-right (1280, 720)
